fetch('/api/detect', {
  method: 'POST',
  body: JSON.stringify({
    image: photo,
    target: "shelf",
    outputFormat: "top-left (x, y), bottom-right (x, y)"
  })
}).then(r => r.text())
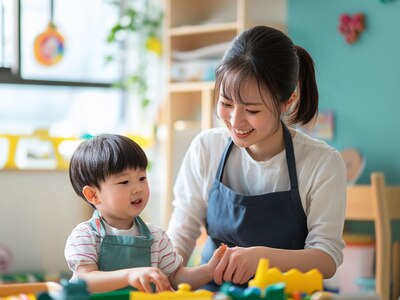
top-left (163, 0), bottom-right (287, 227)
top-left (168, 22), bottom-right (239, 37)
top-left (169, 81), bottom-right (215, 93)
top-left (174, 120), bottom-right (201, 131)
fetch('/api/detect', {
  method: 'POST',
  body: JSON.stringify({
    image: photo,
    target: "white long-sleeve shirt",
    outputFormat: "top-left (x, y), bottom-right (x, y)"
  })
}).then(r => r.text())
top-left (167, 127), bottom-right (346, 267)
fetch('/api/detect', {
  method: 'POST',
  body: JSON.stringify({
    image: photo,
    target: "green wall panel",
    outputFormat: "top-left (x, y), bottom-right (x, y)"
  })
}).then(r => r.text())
top-left (288, 0), bottom-right (400, 184)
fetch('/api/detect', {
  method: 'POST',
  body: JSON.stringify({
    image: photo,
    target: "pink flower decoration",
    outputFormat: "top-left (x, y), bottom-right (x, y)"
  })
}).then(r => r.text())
top-left (339, 13), bottom-right (365, 44)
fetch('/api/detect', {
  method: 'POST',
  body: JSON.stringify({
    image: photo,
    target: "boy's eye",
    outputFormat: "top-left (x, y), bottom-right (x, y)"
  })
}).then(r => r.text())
top-left (139, 176), bottom-right (147, 182)
top-left (118, 180), bottom-right (129, 185)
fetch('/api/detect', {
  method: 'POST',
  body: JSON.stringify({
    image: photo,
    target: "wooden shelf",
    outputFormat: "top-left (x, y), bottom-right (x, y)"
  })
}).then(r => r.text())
top-left (169, 81), bottom-right (215, 92)
top-left (169, 22), bottom-right (239, 36)
top-left (163, 0), bottom-right (287, 227)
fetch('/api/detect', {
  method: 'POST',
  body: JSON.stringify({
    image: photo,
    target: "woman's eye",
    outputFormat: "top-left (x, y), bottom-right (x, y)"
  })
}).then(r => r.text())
top-left (246, 110), bottom-right (259, 115)
top-left (220, 101), bottom-right (231, 108)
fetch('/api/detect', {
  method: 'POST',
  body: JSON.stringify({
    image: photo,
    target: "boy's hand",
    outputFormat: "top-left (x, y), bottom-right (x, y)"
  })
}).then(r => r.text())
top-left (207, 243), bottom-right (227, 272)
top-left (127, 267), bottom-right (172, 293)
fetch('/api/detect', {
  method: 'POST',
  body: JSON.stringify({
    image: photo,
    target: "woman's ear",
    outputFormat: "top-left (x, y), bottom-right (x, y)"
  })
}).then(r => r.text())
top-left (282, 89), bottom-right (299, 113)
top-left (82, 186), bottom-right (100, 206)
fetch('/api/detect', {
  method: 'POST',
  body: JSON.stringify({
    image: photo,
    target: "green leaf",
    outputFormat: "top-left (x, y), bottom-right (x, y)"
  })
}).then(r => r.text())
top-left (142, 98), bottom-right (151, 108)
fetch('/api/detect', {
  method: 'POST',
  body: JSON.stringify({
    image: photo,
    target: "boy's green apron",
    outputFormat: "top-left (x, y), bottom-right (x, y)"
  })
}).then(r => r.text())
top-left (89, 210), bottom-right (154, 271)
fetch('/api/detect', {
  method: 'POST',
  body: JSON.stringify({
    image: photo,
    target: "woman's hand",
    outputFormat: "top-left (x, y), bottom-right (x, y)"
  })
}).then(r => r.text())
top-left (213, 246), bottom-right (262, 285)
top-left (127, 267), bottom-right (172, 293)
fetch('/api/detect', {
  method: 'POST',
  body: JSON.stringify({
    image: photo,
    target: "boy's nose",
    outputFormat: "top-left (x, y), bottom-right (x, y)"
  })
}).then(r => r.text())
top-left (132, 185), bottom-right (142, 194)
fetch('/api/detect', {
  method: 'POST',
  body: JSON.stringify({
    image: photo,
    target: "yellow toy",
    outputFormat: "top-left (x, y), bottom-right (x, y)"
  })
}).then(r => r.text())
top-left (248, 258), bottom-right (323, 295)
top-left (129, 283), bottom-right (213, 300)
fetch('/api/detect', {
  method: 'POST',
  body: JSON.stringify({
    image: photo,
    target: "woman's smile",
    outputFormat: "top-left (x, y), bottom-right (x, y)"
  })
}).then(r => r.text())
top-left (233, 128), bottom-right (254, 138)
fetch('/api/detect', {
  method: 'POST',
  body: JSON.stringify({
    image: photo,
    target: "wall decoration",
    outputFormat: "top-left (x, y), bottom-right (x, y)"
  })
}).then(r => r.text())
top-left (301, 110), bottom-right (335, 141)
top-left (33, 0), bottom-right (65, 66)
top-left (338, 13), bottom-right (365, 44)
top-left (34, 24), bottom-right (65, 66)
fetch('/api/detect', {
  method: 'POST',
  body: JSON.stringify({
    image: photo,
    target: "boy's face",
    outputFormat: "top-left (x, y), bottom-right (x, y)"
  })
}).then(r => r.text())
top-left (94, 168), bottom-right (150, 229)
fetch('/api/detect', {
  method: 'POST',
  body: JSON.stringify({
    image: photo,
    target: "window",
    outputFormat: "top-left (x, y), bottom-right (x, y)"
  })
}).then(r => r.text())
top-left (1, 0), bottom-right (122, 85)
top-left (0, 0), bottom-right (126, 138)
top-left (0, 0), bottom-right (14, 70)
top-left (20, 0), bottom-right (121, 83)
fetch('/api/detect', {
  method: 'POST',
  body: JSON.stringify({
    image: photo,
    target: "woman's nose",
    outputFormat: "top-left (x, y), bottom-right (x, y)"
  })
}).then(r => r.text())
top-left (230, 107), bottom-right (245, 127)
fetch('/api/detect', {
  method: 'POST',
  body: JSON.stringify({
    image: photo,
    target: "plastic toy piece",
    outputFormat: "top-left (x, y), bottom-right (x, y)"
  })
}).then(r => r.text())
top-left (0, 282), bottom-right (61, 297)
top-left (59, 279), bottom-right (90, 300)
top-left (128, 283), bottom-right (213, 300)
top-left (219, 282), bottom-right (286, 300)
top-left (248, 259), bottom-right (322, 295)
top-left (90, 289), bottom-right (130, 300)
top-left (264, 283), bottom-right (285, 300)
top-left (219, 283), bottom-right (260, 300)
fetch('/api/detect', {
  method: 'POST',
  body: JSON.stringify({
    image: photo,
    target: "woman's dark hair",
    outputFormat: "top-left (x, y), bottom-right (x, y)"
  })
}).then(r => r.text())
top-left (69, 134), bottom-right (148, 207)
top-left (215, 25), bottom-right (318, 126)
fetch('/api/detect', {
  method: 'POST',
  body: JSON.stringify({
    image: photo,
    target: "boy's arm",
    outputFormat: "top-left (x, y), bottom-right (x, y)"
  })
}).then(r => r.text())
top-left (168, 244), bottom-right (226, 290)
top-left (76, 264), bottom-right (171, 293)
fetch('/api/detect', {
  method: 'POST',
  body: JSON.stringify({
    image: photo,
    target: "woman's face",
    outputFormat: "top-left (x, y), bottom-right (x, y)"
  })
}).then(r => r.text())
top-left (217, 79), bottom-right (283, 155)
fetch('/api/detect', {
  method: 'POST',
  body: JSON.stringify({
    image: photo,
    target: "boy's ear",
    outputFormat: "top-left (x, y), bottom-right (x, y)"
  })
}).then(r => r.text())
top-left (82, 186), bottom-right (100, 205)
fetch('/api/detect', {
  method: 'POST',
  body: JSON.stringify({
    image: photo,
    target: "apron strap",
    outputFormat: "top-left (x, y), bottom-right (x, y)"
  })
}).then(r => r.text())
top-left (89, 210), bottom-right (107, 237)
top-left (89, 211), bottom-right (153, 241)
top-left (281, 121), bottom-right (299, 190)
top-left (215, 140), bottom-right (234, 182)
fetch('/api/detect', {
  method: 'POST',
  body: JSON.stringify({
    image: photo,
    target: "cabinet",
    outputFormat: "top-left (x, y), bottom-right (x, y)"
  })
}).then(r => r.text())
top-left (163, 0), bottom-right (287, 226)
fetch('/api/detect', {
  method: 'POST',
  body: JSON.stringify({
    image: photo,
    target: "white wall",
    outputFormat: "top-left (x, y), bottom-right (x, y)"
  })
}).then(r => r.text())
top-left (0, 171), bottom-right (92, 274)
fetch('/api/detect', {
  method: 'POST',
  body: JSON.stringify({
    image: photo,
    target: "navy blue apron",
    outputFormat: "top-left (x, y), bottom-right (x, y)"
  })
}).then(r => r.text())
top-left (200, 122), bottom-right (308, 291)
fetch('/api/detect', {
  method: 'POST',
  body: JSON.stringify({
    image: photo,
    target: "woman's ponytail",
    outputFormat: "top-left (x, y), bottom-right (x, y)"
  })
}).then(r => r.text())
top-left (290, 45), bottom-right (319, 126)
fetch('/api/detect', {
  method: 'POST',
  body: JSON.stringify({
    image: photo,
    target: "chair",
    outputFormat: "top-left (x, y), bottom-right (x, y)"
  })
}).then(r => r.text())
top-left (345, 172), bottom-right (400, 300)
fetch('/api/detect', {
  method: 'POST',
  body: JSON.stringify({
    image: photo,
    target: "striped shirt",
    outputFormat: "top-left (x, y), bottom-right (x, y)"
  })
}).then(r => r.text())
top-left (64, 220), bottom-right (182, 280)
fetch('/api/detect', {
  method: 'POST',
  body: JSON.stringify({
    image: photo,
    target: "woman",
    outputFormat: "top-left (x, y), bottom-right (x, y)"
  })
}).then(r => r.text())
top-left (167, 25), bottom-right (346, 291)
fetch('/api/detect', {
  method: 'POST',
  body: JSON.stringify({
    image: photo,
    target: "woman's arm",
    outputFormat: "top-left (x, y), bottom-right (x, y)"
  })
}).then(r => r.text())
top-left (167, 134), bottom-right (214, 264)
top-left (75, 264), bottom-right (171, 293)
top-left (213, 246), bottom-right (335, 285)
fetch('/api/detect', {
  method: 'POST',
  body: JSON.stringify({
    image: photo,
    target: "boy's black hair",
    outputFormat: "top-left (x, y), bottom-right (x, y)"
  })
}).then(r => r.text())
top-left (69, 134), bottom-right (148, 207)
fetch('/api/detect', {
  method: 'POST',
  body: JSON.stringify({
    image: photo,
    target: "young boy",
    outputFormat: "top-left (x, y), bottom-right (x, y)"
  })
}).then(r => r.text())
top-left (65, 134), bottom-right (225, 293)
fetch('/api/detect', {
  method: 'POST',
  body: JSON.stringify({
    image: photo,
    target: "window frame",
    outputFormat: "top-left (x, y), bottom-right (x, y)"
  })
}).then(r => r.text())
top-left (0, 0), bottom-right (115, 88)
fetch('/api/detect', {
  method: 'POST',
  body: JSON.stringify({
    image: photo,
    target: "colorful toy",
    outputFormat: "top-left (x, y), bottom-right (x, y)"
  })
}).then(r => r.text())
top-left (218, 282), bottom-right (286, 300)
top-left (249, 258), bottom-right (323, 295)
top-left (0, 259), bottom-right (323, 300)
top-left (338, 13), bottom-right (365, 44)
top-left (128, 284), bottom-right (212, 300)
top-left (0, 282), bottom-right (61, 298)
